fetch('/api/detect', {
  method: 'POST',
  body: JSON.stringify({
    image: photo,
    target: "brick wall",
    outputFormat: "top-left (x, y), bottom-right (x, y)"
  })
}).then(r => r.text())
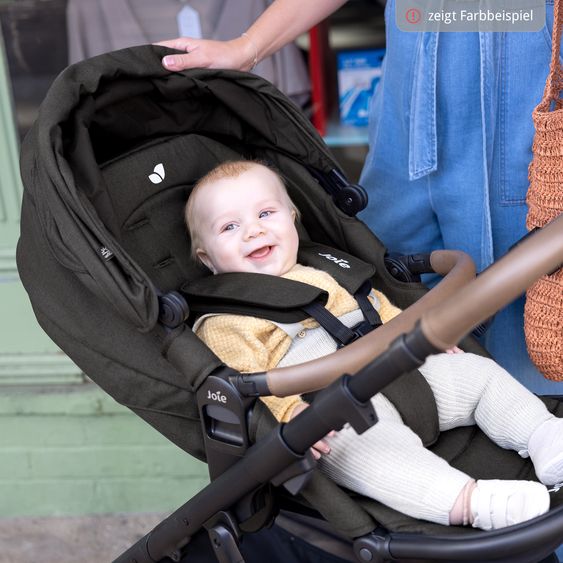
top-left (0, 385), bottom-right (209, 517)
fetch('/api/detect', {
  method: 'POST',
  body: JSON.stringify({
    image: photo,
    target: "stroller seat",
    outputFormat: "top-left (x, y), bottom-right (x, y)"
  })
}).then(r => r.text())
top-left (16, 45), bottom-right (563, 562)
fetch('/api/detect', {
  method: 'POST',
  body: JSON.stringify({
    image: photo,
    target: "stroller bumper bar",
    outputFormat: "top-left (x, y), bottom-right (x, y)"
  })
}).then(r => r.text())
top-left (264, 248), bottom-right (476, 398)
top-left (229, 372), bottom-right (270, 397)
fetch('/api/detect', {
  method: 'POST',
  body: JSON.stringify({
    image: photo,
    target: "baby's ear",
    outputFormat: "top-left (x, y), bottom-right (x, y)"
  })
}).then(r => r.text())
top-left (196, 249), bottom-right (216, 274)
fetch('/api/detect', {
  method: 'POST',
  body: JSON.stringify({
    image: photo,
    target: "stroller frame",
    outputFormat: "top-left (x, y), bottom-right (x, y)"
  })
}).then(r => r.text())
top-left (15, 45), bottom-right (563, 563)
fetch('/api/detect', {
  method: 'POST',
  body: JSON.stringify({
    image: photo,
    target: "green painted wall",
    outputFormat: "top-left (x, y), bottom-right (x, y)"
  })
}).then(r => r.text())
top-left (0, 23), bottom-right (209, 518)
top-left (0, 386), bottom-right (209, 517)
top-left (0, 11), bottom-right (83, 386)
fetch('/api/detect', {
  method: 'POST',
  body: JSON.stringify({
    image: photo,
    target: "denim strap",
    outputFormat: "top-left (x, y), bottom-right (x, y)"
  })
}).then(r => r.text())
top-left (408, 32), bottom-right (439, 180)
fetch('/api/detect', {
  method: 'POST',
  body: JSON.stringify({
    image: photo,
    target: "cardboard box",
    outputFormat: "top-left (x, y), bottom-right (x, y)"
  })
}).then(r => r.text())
top-left (337, 49), bottom-right (385, 126)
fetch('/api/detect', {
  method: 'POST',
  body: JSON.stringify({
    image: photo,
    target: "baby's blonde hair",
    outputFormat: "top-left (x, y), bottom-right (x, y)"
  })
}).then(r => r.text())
top-left (185, 160), bottom-right (300, 259)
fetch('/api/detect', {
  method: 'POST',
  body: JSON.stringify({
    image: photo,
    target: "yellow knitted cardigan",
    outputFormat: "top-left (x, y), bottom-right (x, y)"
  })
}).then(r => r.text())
top-left (196, 264), bottom-right (401, 422)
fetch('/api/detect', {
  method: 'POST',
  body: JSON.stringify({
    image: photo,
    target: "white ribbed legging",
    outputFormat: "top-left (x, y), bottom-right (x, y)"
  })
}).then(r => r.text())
top-left (317, 352), bottom-right (552, 525)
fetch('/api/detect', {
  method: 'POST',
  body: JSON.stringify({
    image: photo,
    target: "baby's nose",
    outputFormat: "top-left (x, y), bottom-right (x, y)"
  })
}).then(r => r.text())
top-left (245, 221), bottom-right (265, 239)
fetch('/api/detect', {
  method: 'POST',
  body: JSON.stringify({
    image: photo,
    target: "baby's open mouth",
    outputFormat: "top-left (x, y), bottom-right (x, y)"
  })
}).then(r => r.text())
top-left (248, 246), bottom-right (273, 259)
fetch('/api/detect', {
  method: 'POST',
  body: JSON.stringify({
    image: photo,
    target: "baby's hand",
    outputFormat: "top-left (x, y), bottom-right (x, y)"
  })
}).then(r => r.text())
top-left (446, 346), bottom-right (464, 354)
top-left (291, 403), bottom-right (336, 460)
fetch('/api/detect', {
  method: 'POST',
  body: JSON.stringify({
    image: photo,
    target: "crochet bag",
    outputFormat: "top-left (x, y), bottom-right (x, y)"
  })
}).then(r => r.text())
top-left (525, 0), bottom-right (563, 380)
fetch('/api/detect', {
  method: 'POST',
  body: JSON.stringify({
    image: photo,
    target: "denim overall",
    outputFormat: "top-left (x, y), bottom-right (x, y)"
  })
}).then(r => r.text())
top-left (360, 0), bottom-right (563, 396)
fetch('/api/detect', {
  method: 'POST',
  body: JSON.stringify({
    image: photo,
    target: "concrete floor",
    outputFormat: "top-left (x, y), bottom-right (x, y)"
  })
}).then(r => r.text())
top-left (0, 513), bottom-right (168, 563)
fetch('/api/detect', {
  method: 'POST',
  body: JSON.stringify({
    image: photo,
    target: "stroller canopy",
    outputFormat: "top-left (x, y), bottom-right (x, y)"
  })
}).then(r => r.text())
top-left (18, 45), bottom-right (359, 332)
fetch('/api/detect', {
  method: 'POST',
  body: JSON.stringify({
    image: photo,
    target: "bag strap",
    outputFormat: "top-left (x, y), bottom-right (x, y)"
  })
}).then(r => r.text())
top-left (540, 0), bottom-right (563, 108)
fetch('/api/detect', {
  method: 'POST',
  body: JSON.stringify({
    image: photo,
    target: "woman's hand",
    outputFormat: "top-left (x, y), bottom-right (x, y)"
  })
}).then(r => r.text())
top-left (156, 1), bottom-right (347, 73)
top-left (156, 36), bottom-right (256, 72)
top-left (290, 403), bottom-right (336, 460)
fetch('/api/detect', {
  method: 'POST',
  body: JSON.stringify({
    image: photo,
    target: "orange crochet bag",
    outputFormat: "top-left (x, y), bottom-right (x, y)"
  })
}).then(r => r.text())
top-left (525, 0), bottom-right (563, 380)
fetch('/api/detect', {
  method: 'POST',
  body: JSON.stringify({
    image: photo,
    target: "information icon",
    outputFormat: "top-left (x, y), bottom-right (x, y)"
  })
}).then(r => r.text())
top-left (405, 8), bottom-right (422, 24)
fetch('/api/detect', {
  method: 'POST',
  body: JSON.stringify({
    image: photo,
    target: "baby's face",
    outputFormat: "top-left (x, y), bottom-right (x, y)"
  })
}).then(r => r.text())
top-left (193, 165), bottom-right (299, 276)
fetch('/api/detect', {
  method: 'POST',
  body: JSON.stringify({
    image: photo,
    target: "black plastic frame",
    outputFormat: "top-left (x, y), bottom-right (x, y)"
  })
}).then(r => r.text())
top-left (114, 325), bottom-right (563, 563)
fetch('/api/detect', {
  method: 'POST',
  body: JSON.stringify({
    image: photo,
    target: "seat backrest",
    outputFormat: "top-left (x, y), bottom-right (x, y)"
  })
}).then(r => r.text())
top-left (97, 132), bottom-right (383, 295)
top-left (100, 134), bottom-right (243, 291)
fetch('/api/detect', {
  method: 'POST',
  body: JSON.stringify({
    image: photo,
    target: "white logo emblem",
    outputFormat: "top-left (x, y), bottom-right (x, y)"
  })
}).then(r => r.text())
top-left (100, 246), bottom-right (114, 260)
top-left (318, 252), bottom-right (351, 269)
top-left (148, 163), bottom-right (165, 184)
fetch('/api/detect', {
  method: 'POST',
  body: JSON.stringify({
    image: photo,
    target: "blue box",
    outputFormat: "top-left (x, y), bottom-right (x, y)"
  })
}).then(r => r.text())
top-left (337, 49), bottom-right (385, 127)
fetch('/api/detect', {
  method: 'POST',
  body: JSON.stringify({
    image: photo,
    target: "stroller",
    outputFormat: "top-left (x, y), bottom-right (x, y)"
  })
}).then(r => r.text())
top-left (16, 45), bottom-right (563, 563)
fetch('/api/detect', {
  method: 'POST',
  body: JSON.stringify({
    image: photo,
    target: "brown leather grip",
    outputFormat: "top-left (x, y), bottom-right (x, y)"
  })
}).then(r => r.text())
top-left (265, 249), bottom-right (476, 397)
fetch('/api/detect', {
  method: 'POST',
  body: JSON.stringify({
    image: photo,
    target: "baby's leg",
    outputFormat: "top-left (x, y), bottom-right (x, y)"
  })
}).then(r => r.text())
top-left (318, 394), bottom-right (471, 525)
top-left (319, 394), bottom-right (550, 530)
top-left (419, 353), bottom-right (563, 484)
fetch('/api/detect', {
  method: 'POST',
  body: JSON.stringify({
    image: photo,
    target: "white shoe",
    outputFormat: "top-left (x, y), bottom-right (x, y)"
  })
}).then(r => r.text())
top-left (470, 480), bottom-right (550, 530)
top-left (528, 418), bottom-right (563, 486)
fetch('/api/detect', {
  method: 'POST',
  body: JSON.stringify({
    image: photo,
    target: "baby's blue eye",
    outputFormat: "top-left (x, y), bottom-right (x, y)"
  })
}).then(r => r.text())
top-left (259, 210), bottom-right (272, 218)
top-left (223, 223), bottom-right (237, 232)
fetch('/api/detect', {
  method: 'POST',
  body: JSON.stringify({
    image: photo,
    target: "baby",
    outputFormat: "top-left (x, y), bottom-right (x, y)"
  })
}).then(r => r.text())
top-left (186, 160), bottom-right (563, 530)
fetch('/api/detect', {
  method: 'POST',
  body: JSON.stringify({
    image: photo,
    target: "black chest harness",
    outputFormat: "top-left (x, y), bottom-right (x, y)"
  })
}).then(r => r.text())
top-left (182, 241), bottom-right (382, 347)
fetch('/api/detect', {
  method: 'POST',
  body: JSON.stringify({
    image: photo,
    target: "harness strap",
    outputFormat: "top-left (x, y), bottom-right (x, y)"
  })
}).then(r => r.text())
top-left (301, 281), bottom-right (383, 348)
top-left (302, 302), bottom-right (358, 348)
top-left (354, 280), bottom-right (382, 328)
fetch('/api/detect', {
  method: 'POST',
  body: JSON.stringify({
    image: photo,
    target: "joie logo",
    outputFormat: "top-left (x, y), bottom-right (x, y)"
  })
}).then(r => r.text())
top-left (207, 390), bottom-right (227, 404)
top-left (99, 246), bottom-right (114, 261)
top-left (148, 163), bottom-right (166, 184)
top-left (318, 253), bottom-right (351, 269)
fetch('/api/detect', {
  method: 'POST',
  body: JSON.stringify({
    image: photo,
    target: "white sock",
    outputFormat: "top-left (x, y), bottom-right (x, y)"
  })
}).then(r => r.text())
top-left (528, 417), bottom-right (563, 485)
top-left (470, 479), bottom-right (550, 530)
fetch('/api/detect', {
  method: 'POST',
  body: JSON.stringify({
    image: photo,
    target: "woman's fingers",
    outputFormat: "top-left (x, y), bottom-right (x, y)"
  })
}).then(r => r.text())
top-left (162, 46), bottom-right (203, 71)
top-left (157, 36), bottom-right (253, 72)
